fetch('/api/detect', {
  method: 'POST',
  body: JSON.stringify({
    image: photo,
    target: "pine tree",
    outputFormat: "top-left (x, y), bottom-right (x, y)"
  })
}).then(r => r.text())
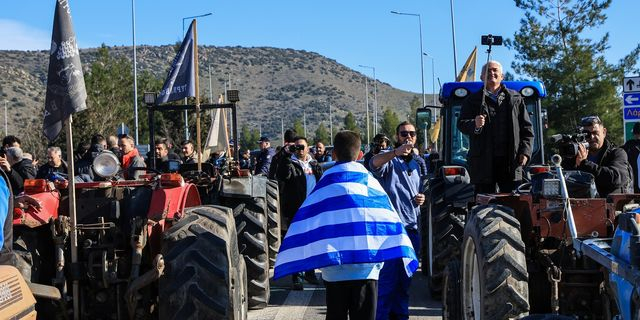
top-left (380, 108), bottom-right (400, 143)
top-left (508, 0), bottom-right (639, 144)
top-left (343, 112), bottom-right (359, 133)
top-left (293, 119), bottom-right (305, 139)
top-left (314, 123), bottom-right (330, 144)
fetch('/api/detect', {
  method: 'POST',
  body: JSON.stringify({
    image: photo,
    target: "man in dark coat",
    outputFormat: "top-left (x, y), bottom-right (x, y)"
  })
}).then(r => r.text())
top-left (36, 146), bottom-right (68, 179)
top-left (457, 60), bottom-right (534, 193)
top-left (254, 136), bottom-right (275, 175)
top-left (276, 136), bottom-right (323, 289)
top-left (0, 147), bottom-right (36, 194)
top-left (569, 116), bottom-right (632, 197)
top-left (622, 122), bottom-right (640, 193)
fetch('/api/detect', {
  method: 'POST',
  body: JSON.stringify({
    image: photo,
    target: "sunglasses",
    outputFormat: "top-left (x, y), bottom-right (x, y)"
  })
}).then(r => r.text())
top-left (399, 131), bottom-right (417, 138)
top-left (580, 115), bottom-right (601, 126)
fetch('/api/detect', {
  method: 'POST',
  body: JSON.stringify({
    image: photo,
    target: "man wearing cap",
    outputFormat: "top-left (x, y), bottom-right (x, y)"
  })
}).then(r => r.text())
top-left (570, 115), bottom-right (632, 197)
top-left (254, 136), bottom-right (275, 176)
top-left (622, 122), bottom-right (640, 193)
top-left (364, 133), bottom-right (390, 171)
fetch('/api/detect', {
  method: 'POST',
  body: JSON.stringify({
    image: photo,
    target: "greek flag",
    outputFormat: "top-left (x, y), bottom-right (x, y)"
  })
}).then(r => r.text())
top-left (274, 162), bottom-right (418, 279)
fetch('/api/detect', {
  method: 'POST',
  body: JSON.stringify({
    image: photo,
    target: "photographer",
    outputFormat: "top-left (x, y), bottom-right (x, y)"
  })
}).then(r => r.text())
top-left (363, 133), bottom-right (390, 171)
top-left (567, 116), bottom-right (631, 197)
top-left (275, 136), bottom-right (323, 289)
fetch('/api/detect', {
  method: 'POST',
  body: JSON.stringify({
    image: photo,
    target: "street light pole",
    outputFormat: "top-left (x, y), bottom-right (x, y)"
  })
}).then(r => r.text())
top-left (362, 75), bottom-right (370, 144)
top-left (423, 52), bottom-right (436, 105)
top-left (131, 0), bottom-right (139, 144)
top-left (450, 0), bottom-right (459, 77)
top-left (359, 65), bottom-right (378, 134)
top-left (3, 101), bottom-right (7, 136)
top-left (391, 11), bottom-right (426, 108)
top-left (181, 12), bottom-right (212, 140)
top-left (329, 101), bottom-right (333, 145)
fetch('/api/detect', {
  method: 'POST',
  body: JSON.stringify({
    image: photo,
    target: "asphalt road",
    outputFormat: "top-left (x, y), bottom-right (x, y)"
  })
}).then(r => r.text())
top-left (248, 269), bottom-right (442, 320)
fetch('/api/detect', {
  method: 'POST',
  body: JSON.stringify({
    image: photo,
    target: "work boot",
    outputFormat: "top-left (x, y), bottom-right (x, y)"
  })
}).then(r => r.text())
top-left (292, 273), bottom-right (304, 290)
top-left (304, 270), bottom-right (320, 285)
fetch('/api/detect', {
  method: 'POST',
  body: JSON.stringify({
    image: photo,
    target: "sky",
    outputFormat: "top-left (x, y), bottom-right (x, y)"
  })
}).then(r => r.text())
top-left (0, 0), bottom-right (638, 96)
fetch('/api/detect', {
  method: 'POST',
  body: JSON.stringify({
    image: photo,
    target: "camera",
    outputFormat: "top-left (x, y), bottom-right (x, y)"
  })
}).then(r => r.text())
top-left (550, 132), bottom-right (589, 159)
top-left (288, 145), bottom-right (305, 153)
top-left (481, 34), bottom-right (503, 46)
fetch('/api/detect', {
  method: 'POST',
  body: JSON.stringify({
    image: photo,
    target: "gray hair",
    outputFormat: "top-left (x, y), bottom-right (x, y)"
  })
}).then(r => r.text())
top-left (47, 146), bottom-right (62, 155)
top-left (481, 60), bottom-right (503, 77)
top-left (5, 146), bottom-right (23, 162)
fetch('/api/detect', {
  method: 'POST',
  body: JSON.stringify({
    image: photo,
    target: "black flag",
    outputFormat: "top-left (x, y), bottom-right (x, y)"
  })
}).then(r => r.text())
top-left (156, 20), bottom-right (196, 104)
top-left (43, 0), bottom-right (87, 142)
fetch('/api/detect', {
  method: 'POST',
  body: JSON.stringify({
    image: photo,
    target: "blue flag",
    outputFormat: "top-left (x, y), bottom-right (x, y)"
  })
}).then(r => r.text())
top-left (273, 162), bottom-right (418, 279)
top-left (43, 0), bottom-right (88, 142)
top-left (156, 20), bottom-right (196, 104)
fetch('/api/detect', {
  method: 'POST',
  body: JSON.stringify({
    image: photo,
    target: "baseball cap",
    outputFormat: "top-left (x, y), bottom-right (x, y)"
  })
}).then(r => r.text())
top-left (257, 136), bottom-right (270, 143)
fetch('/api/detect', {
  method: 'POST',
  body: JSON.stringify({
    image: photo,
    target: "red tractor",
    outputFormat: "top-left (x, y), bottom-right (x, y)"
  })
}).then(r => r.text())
top-left (12, 91), bottom-right (280, 319)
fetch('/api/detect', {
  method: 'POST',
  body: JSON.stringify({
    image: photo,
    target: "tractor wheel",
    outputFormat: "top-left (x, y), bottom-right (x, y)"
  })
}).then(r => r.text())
top-left (266, 180), bottom-right (281, 268)
top-left (423, 178), bottom-right (464, 298)
top-left (461, 204), bottom-right (529, 319)
top-left (442, 259), bottom-right (462, 320)
top-left (159, 205), bottom-right (247, 320)
top-left (228, 196), bottom-right (270, 309)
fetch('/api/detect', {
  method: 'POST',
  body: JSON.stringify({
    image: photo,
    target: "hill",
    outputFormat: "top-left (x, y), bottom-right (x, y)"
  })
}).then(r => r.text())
top-left (0, 45), bottom-right (433, 148)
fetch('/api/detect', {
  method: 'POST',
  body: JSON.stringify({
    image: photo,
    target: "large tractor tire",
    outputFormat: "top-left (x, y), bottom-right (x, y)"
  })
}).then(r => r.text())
top-left (266, 180), bottom-right (281, 268)
top-left (422, 178), bottom-right (464, 298)
top-left (461, 204), bottom-right (529, 319)
top-left (442, 259), bottom-right (462, 320)
top-left (227, 196), bottom-right (270, 309)
top-left (159, 205), bottom-right (247, 320)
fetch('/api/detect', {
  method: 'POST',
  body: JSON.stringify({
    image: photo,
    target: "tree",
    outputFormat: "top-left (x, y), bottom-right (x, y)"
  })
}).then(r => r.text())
top-left (508, 0), bottom-right (639, 144)
top-left (380, 108), bottom-right (400, 143)
top-left (293, 119), bottom-right (305, 139)
top-left (314, 123), bottom-right (330, 144)
top-left (343, 112), bottom-right (359, 133)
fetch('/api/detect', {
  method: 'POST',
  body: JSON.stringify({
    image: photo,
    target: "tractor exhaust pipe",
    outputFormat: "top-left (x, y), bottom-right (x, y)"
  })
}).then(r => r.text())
top-left (550, 154), bottom-right (580, 251)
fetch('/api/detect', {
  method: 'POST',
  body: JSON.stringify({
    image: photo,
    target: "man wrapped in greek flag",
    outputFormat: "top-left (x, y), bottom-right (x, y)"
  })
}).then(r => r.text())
top-left (274, 131), bottom-right (418, 320)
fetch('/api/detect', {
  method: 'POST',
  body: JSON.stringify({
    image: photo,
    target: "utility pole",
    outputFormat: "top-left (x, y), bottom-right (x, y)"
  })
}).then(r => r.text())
top-left (363, 76), bottom-right (370, 144)
top-left (329, 101), bottom-right (333, 145)
top-left (303, 110), bottom-right (307, 138)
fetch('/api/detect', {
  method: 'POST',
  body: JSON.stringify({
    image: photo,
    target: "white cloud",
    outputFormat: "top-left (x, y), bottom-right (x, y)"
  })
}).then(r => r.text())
top-left (0, 19), bottom-right (50, 50)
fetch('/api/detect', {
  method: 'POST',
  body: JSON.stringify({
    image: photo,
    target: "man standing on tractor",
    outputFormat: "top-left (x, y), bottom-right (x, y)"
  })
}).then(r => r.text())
top-left (571, 115), bottom-right (632, 196)
top-left (255, 136), bottom-right (275, 176)
top-left (370, 121), bottom-right (424, 320)
top-left (458, 60), bottom-right (534, 193)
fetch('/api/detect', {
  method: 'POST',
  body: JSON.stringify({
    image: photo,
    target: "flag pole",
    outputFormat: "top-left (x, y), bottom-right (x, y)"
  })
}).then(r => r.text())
top-left (192, 19), bottom-right (202, 172)
top-left (65, 115), bottom-right (80, 319)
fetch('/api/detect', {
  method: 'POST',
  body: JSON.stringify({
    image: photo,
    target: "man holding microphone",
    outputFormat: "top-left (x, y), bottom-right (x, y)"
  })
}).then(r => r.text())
top-left (369, 121), bottom-right (425, 320)
top-left (457, 60), bottom-right (534, 193)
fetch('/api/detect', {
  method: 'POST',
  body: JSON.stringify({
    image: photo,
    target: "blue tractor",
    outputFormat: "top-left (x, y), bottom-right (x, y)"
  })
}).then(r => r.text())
top-left (417, 80), bottom-right (547, 298)
top-left (420, 81), bottom-right (640, 319)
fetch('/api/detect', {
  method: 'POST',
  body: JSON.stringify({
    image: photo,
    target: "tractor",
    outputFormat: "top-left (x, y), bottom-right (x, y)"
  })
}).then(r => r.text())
top-left (11, 90), bottom-right (280, 319)
top-left (421, 81), bottom-right (640, 318)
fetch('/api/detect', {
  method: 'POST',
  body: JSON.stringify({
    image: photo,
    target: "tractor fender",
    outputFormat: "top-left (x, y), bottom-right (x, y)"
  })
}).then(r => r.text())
top-left (13, 191), bottom-right (60, 228)
top-left (220, 175), bottom-right (267, 199)
top-left (146, 183), bottom-right (201, 222)
top-left (438, 165), bottom-right (473, 208)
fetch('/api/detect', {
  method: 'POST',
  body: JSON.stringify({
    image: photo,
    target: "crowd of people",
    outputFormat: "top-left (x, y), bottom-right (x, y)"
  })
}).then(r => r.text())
top-left (2, 59), bottom-right (639, 320)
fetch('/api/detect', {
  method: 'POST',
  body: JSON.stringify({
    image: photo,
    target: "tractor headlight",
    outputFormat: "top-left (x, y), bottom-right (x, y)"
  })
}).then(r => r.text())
top-left (93, 152), bottom-right (120, 178)
top-left (520, 87), bottom-right (535, 97)
top-left (542, 179), bottom-right (561, 198)
top-left (453, 88), bottom-right (468, 98)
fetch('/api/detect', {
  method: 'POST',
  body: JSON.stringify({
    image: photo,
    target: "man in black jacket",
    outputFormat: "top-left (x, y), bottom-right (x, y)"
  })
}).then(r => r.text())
top-left (276, 136), bottom-right (323, 289)
top-left (0, 147), bottom-right (36, 194)
top-left (571, 116), bottom-right (631, 197)
top-left (457, 61), bottom-right (534, 193)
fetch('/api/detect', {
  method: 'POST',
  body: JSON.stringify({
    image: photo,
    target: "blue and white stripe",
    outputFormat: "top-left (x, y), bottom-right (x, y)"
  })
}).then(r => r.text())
top-left (274, 161), bottom-right (419, 279)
